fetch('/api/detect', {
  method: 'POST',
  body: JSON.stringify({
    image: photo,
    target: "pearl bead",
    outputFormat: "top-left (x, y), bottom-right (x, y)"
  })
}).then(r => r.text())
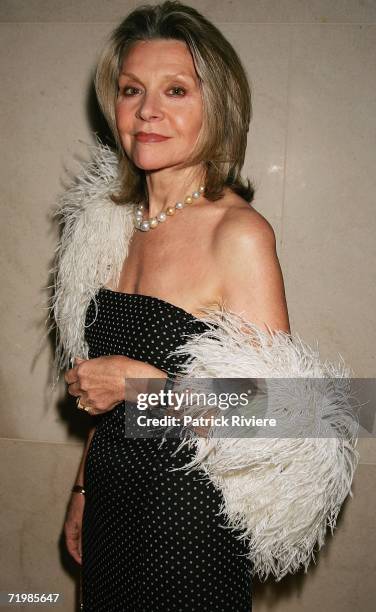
top-left (133, 183), bottom-right (206, 231)
top-left (140, 220), bottom-right (150, 231)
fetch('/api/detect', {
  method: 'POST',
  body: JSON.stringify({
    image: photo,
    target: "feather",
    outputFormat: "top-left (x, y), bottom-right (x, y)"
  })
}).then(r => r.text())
top-left (45, 141), bottom-right (359, 582)
top-left (164, 308), bottom-right (359, 581)
top-left (44, 140), bottom-right (136, 387)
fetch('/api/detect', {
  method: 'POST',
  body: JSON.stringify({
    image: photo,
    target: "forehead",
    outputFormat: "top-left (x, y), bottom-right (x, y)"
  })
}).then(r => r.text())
top-left (120, 39), bottom-right (197, 77)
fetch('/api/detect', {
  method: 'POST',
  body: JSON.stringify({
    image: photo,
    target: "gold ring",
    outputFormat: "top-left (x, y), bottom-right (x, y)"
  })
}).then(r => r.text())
top-left (76, 397), bottom-right (92, 413)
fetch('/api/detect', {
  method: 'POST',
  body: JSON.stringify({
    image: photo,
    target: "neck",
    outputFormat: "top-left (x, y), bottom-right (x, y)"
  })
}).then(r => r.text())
top-left (144, 164), bottom-right (206, 218)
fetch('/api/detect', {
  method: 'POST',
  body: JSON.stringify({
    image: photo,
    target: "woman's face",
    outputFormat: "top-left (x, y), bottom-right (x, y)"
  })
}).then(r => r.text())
top-left (115, 39), bottom-right (203, 172)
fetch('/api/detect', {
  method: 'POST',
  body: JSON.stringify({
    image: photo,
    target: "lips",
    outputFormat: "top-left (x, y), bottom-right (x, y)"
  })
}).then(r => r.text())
top-left (135, 132), bottom-right (170, 143)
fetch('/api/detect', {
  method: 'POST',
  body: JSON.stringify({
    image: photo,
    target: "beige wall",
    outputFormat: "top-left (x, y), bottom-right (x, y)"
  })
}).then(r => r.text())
top-left (0, 1), bottom-right (375, 610)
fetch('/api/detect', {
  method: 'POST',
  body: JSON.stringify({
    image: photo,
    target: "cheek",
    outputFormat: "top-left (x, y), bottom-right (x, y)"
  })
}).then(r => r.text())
top-left (175, 104), bottom-right (203, 139)
top-left (115, 104), bottom-right (130, 130)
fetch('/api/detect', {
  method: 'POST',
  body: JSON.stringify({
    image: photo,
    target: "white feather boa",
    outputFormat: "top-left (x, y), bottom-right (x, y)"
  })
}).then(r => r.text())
top-left (46, 142), bottom-right (359, 582)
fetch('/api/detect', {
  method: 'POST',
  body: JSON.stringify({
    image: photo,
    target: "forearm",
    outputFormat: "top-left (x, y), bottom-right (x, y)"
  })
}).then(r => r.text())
top-left (163, 381), bottom-right (216, 438)
top-left (74, 425), bottom-right (96, 487)
top-left (114, 357), bottom-right (210, 437)
top-left (121, 359), bottom-right (168, 403)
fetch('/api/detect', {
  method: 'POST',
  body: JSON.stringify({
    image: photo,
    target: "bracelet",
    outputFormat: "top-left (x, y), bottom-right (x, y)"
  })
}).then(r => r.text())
top-left (72, 484), bottom-right (86, 495)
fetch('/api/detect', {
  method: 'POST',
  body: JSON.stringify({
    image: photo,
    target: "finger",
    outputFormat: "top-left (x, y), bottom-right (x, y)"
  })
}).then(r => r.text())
top-left (66, 533), bottom-right (82, 565)
top-left (64, 368), bottom-right (79, 385)
top-left (68, 543), bottom-right (82, 565)
top-left (72, 391), bottom-right (97, 414)
top-left (67, 382), bottom-right (83, 397)
top-left (65, 358), bottom-right (86, 384)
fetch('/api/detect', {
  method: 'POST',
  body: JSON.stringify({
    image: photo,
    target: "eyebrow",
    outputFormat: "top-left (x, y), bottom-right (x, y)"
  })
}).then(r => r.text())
top-left (119, 71), bottom-right (196, 83)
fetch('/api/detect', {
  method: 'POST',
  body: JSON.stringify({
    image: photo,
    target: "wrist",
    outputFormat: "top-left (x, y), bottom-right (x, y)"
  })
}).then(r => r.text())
top-left (113, 355), bottom-right (130, 403)
top-left (120, 358), bottom-right (168, 403)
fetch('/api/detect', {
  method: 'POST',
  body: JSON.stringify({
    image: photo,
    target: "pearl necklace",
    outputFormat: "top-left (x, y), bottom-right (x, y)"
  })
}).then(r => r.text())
top-left (134, 184), bottom-right (206, 231)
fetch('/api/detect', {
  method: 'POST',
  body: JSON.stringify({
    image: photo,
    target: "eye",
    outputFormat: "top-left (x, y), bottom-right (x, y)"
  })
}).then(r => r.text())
top-left (168, 86), bottom-right (186, 97)
top-left (117, 84), bottom-right (186, 98)
top-left (119, 86), bottom-right (141, 97)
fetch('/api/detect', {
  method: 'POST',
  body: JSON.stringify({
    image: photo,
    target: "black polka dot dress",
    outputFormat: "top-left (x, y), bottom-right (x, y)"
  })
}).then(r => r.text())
top-left (81, 287), bottom-right (253, 611)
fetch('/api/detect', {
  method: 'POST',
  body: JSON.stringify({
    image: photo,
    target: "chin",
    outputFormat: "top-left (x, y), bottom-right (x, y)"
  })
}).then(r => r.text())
top-left (132, 154), bottom-right (185, 172)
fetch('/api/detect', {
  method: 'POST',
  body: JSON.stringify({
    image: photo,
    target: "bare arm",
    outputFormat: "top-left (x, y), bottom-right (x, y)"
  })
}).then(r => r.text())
top-left (65, 425), bottom-right (96, 566)
top-left (181, 208), bottom-right (291, 439)
top-left (73, 425), bottom-right (96, 487)
top-left (216, 208), bottom-right (290, 333)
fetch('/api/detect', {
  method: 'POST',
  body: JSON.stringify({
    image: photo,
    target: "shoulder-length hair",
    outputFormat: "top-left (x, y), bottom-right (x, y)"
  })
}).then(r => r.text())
top-left (95, 0), bottom-right (255, 205)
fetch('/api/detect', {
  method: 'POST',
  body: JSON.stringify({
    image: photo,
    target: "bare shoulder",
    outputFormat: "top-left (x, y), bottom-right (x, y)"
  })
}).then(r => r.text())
top-left (211, 191), bottom-right (290, 333)
top-left (213, 193), bottom-right (277, 259)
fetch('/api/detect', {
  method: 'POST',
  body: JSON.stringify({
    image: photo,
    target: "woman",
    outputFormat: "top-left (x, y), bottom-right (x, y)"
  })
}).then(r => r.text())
top-left (61, 1), bottom-right (287, 609)
top-left (51, 1), bottom-right (357, 611)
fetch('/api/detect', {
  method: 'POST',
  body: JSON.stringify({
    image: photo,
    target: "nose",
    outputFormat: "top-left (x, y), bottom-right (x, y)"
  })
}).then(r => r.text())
top-left (136, 90), bottom-right (164, 122)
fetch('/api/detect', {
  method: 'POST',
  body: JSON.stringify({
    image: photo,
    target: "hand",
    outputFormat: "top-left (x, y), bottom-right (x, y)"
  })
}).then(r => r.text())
top-left (64, 355), bottom-right (167, 415)
top-left (64, 355), bottom-right (127, 415)
top-left (64, 492), bottom-right (85, 565)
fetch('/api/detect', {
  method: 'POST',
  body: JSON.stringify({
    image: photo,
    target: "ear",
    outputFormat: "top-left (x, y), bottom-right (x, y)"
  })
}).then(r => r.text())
top-left (74, 357), bottom-right (85, 364)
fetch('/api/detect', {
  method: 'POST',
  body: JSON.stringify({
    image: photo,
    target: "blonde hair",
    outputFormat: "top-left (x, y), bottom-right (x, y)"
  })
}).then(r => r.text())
top-left (95, 0), bottom-right (255, 205)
